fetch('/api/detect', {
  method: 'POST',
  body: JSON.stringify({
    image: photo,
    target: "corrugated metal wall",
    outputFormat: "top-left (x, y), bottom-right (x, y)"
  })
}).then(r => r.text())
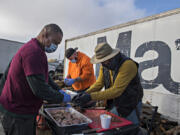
top-left (0, 39), bottom-right (23, 74)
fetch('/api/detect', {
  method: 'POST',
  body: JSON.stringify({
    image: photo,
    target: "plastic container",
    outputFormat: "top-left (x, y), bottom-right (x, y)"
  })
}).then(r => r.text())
top-left (100, 114), bottom-right (112, 129)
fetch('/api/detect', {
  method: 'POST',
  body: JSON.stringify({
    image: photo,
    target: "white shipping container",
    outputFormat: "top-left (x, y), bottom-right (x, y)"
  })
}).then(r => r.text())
top-left (65, 8), bottom-right (180, 122)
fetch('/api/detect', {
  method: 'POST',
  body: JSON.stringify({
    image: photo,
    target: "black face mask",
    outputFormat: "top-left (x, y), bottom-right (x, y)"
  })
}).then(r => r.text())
top-left (102, 58), bottom-right (117, 70)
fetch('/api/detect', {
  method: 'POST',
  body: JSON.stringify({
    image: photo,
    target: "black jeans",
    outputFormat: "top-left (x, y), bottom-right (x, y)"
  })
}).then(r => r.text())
top-left (0, 112), bottom-right (36, 135)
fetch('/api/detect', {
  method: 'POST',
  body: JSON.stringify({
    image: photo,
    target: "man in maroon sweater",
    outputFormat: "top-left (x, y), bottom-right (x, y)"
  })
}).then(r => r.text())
top-left (0, 24), bottom-right (71, 135)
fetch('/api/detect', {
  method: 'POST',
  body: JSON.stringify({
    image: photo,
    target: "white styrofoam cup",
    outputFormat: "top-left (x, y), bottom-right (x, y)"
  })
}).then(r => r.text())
top-left (100, 114), bottom-right (112, 129)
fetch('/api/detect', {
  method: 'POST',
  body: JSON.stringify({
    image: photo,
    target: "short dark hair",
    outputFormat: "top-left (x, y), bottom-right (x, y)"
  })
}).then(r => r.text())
top-left (44, 24), bottom-right (63, 36)
top-left (65, 47), bottom-right (78, 58)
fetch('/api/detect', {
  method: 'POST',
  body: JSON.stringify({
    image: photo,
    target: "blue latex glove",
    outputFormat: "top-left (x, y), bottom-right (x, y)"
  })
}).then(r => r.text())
top-left (64, 78), bottom-right (76, 86)
top-left (66, 103), bottom-right (71, 107)
top-left (59, 90), bottom-right (71, 102)
top-left (64, 78), bottom-right (69, 84)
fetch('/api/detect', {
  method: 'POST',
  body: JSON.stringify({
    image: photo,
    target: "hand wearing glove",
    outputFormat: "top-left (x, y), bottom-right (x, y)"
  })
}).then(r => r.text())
top-left (64, 78), bottom-right (69, 84)
top-left (64, 78), bottom-right (76, 86)
top-left (73, 92), bottom-right (92, 107)
top-left (72, 92), bottom-right (85, 104)
top-left (59, 90), bottom-right (71, 103)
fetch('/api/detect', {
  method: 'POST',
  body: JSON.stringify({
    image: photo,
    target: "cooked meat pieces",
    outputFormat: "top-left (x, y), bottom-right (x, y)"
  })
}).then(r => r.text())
top-left (50, 110), bottom-right (87, 126)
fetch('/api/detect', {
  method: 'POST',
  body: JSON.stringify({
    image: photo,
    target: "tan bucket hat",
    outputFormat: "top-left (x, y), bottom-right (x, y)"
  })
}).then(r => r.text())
top-left (91, 42), bottom-right (120, 64)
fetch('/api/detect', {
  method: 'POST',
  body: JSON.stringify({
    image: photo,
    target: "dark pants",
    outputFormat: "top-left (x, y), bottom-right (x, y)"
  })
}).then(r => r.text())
top-left (0, 112), bottom-right (36, 135)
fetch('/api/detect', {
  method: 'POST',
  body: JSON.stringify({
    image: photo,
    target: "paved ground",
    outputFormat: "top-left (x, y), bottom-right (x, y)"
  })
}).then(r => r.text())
top-left (0, 112), bottom-right (5, 135)
top-left (0, 122), bottom-right (5, 135)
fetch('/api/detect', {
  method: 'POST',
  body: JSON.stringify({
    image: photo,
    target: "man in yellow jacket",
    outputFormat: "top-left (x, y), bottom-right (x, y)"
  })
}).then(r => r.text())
top-left (64, 48), bottom-right (96, 92)
top-left (73, 42), bottom-right (143, 124)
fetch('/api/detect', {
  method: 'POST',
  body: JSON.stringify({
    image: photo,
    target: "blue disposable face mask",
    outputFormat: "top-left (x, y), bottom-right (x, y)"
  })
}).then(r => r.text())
top-left (45, 43), bottom-right (57, 53)
top-left (71, 59), bottom-right (77, 63)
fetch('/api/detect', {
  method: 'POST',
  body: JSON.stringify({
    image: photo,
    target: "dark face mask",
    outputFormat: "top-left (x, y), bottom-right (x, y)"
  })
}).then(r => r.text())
top-left (102, 58), bottom-right (117, 70)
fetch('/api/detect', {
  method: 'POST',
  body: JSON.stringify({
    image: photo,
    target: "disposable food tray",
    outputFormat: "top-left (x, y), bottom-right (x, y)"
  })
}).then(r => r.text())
top-left (44, 107), bottom-right (92, 127)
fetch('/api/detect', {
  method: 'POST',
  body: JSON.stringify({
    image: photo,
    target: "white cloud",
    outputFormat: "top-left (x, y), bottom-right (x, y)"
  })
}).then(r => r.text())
top-left (0, 0), bottom-right (146, 60)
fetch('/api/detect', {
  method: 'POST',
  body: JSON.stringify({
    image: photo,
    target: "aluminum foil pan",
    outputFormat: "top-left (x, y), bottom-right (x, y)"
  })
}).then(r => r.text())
top-left (44, 107), bottom-right (92, 127)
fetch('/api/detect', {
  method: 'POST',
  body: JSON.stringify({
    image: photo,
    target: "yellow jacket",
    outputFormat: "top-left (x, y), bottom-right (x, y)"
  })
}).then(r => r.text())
top-left (86, 60), bottom-right (137, 100)
top-left (67, 51), bottom-right (96, 91)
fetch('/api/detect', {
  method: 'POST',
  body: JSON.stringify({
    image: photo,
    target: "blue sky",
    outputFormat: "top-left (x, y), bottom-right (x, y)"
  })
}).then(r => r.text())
top-left (135, 0), bottom-right (180, 15)
top-left (0, 0), bottom-right (179, 59)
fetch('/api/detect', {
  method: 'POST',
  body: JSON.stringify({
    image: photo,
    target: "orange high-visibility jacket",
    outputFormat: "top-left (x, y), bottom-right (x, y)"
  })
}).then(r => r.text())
top-left (67, 51), bottom-right (96, 91)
